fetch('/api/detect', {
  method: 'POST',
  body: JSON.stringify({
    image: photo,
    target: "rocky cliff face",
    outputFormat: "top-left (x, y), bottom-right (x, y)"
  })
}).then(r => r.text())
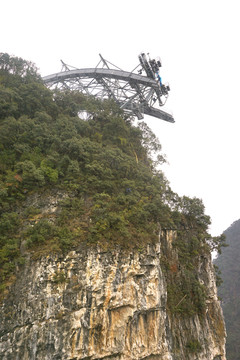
top-left (0, 231), bottom-right (225, 360)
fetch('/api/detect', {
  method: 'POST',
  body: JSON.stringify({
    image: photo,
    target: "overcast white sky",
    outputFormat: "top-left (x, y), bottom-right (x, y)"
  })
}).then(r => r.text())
top-left (1, 0), bottom-right (240, 236)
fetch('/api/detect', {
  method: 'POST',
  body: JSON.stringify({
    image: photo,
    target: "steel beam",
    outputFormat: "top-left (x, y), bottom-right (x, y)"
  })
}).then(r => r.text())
top-left (43, 61), bottom-right (174, 123)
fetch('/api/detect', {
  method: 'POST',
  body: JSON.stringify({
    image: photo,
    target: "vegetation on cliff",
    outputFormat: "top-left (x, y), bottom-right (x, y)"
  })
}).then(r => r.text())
top-left (215, 219), bottom-right (240, 360)
top-left (0, 53), bottom-right (225, 316)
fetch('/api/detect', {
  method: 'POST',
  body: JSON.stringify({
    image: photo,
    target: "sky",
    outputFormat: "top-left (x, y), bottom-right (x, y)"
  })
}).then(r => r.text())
top-left (1, 0), bottom-right (240, 236)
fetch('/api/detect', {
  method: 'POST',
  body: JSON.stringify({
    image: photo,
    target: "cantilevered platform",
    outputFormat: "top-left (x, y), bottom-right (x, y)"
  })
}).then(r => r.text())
top-left (43, 54), bottom-right (174, 123)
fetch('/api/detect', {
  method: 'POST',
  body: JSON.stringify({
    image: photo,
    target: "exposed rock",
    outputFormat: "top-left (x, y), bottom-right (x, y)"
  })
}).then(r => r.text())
top-left (0, 232), bottom-right (226, 359)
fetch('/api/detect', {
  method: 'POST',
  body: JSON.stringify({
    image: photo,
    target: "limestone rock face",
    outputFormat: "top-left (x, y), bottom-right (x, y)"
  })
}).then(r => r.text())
top-left (0, 233), bottom-right (226, 360)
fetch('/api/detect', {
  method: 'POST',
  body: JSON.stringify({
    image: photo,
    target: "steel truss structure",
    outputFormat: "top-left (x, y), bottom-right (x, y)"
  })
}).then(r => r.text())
top-left (43, 54), bottom-right (174, 123)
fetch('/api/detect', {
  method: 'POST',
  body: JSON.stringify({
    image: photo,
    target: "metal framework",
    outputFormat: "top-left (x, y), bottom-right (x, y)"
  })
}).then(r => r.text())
top-left (43, 54), bottom-right (174, 123)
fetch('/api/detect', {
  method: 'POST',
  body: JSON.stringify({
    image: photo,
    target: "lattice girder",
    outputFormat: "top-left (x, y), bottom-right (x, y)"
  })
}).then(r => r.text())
top-left (43, 55), bottom-right (174, 123)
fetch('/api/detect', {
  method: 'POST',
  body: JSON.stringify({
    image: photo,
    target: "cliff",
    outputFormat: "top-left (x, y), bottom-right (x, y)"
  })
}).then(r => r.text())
top-left (0, 230), bottom-right (225, 359)
top-left (214, 219), bottom-right (240, 360)
top-left (0, 54), bottom-right (226, 360)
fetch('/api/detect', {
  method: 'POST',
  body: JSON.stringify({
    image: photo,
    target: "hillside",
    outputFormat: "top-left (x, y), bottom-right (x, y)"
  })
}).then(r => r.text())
top-left (215, 219), bottom-right (240, 360)
top-left (0, 53), bottom-right (226, 359)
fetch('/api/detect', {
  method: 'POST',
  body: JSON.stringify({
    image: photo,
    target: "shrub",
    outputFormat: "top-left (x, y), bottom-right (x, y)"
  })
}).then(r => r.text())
top-left (186, 339), bottom-right (202, 353)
